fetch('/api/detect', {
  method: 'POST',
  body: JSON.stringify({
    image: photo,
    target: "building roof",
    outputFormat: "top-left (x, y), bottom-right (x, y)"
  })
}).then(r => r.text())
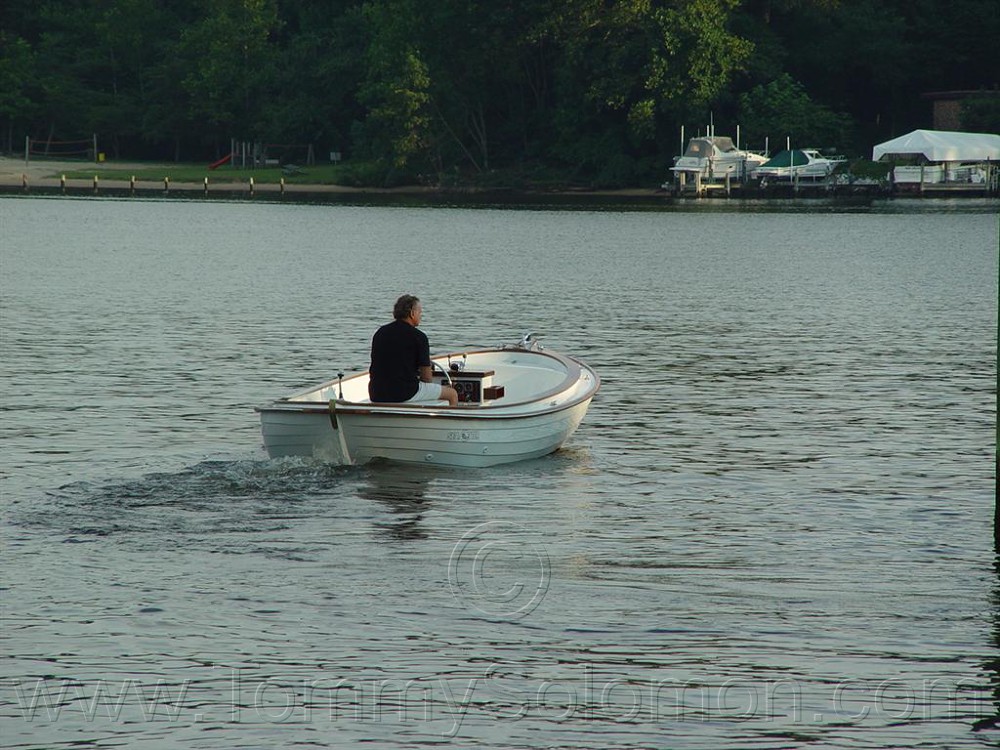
top-left (872, 129), bottom-right (1000, 162)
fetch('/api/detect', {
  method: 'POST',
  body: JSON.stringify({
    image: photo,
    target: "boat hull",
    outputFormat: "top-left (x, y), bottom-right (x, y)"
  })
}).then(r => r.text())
top-left (755, 149), bottom-right (846, 180)
top-left (670, 154), bottom-right (766, 179)
top-left (259, 406), bottom-right (351, 463)
top-left (756, 164), bottom-right (837, 179)
top-left (337, 398), bottom-right (593, 467)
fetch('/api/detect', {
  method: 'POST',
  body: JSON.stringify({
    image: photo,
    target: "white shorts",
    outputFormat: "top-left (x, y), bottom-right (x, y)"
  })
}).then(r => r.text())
top-left (405, 381), bottom-right (444, 402)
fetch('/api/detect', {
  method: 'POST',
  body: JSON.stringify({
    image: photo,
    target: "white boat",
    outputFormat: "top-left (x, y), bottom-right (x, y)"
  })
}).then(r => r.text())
top-left (255, 335), bottom-right (600, 468)
top-left (668, 136), bottom-right (768, 181)
top-left (755, 149), bottom-right (846, 180)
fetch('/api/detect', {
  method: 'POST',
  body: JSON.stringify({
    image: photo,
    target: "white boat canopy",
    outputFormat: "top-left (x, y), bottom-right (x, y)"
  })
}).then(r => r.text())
top-left (872, 129), bottom-right (1000, 163)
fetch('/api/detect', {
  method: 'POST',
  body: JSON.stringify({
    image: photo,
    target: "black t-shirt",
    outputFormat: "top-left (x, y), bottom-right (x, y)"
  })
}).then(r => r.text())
top-left (368, 320), bottom-right (431, 401)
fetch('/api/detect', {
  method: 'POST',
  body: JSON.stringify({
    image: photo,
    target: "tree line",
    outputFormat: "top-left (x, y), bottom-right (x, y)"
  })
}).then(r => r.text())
top-left (1, 0), bottom-right (998, 187)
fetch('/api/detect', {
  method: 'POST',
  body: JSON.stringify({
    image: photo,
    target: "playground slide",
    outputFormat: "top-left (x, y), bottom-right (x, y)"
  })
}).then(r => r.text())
top-left (208, 153), bottom-right (232, 170)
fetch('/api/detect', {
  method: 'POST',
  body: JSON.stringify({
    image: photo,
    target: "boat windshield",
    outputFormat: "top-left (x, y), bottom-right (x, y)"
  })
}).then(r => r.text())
top-left (684, 140), bottom-right (711, 157)
top-left (683, 137), bottom-right (736, 157)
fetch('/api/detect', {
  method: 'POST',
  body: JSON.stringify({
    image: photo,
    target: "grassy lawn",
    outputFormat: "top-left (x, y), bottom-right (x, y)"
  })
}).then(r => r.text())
top-left (57, 162), bottom-right (355, 185)
top-left (49, 160), bottom-right (581, 190)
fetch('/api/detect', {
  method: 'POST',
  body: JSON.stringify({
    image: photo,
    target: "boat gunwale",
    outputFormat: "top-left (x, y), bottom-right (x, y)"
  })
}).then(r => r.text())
top-left (255, 347), bottom-right (600, 420)
top-left (256, 389), bottom-right (597, 422)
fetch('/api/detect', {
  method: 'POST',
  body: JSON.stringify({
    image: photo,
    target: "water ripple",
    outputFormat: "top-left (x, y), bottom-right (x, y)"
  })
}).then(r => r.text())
top-left (1, 200), bottom-right (996, 749)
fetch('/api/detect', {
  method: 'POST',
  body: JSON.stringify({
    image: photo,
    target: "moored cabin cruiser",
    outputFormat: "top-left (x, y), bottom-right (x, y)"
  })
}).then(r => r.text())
top-left (755, 149), bottom-right (846, 180)
top-left (668, 136), bottom-right (768, 183)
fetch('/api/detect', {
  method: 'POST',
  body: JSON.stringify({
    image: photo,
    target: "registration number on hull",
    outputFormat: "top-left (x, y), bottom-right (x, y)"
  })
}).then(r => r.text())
top-left (446, 430), bottom-right (480, 442)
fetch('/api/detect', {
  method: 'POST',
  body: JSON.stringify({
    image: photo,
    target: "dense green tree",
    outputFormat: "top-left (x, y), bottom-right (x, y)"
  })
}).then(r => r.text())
top-left (87, 0), bottom-right (176, 157)
top-left (255, 3), bottom-right (366, 151)
top-left (741, 0), bottom-right (906, 146)
top-left (25, 3), bottom-right (106, 142)
top-left (0, 0), bottom-right (994, 182)
top-left (543, 0), bottom-right (753, 184)
top-left (737, 73), bottom-right (852, 148)
top-left (961, 96), bottom-right (1000, 134)
top-left (357, 0), bottom-right (432, 172)
top-left (415, 0), bottom-right (545, 173)
top-left (177, 0), bottom-right (280, 142)
top-left (0, 33), bottom-right (37, 152)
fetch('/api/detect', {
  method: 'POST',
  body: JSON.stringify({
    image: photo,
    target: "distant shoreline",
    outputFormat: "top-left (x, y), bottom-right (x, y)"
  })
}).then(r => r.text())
top-left (1, 156), bottom-right (996, 204)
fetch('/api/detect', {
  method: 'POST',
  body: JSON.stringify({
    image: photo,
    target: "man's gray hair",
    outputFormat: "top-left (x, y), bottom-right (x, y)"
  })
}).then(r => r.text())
top-left (393, 294), bottom-right (420, 320)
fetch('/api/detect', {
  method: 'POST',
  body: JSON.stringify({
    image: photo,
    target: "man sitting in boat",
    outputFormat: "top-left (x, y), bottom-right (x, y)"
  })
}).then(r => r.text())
top-left (368, 295), bottom-right (459, 406)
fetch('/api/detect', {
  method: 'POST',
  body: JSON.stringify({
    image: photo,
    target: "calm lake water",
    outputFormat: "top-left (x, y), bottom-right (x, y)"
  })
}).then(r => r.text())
top-left (1, 195), bottom-right (997, 749)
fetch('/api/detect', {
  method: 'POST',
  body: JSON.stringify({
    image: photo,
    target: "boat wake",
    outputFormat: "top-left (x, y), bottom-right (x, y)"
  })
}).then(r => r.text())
top-left (12, 459), bottom-right (360, 546)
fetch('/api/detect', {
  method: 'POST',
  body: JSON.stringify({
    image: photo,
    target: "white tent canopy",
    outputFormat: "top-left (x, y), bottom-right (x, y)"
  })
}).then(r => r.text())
top-left (872, 129), bottom-right (1000, 163)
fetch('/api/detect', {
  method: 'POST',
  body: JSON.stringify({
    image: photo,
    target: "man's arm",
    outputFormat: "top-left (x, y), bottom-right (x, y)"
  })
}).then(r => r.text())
top-left (418, 365), bottom-right (433, 383)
